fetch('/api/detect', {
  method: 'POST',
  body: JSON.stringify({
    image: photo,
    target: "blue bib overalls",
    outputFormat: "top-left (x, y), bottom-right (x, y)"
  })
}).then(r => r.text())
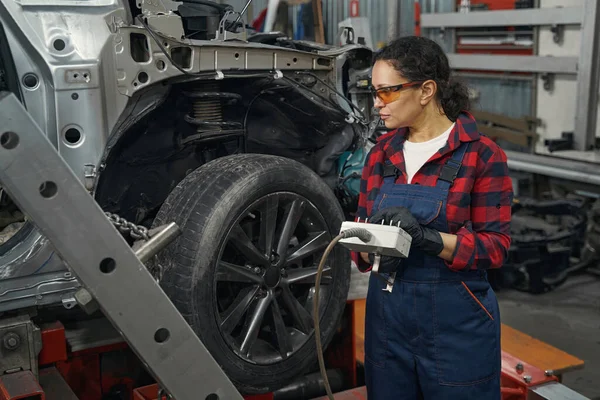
top-left (364, 142), bottom-right (501, 399)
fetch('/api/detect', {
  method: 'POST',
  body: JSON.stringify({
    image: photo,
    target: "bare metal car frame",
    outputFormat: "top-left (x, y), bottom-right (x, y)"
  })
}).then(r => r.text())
top-left (0, 0), bottom-right (374, 313)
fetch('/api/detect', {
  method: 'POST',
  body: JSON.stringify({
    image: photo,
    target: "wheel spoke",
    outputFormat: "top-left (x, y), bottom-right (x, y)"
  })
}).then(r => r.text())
top-left (217, 261), bottom-right (263, 283)
top-left (271, 299), bottom-right (293, 358)
top-left (286, 266), bottom-right (332, 285)
top-left (221, 285), bottom-right (260, 334)
top-left (285, 231), bottom-right (330, 265)
top-left (240, 292), bottom-right (273, 356)
top-left (259, 195), bottom-right (279, 257)
top-left (276, 199), bottom-right (306, 265)
top-left (281, 284), bottom-right (313, 334)
top-left (229, 224), bottom-right (269, 266)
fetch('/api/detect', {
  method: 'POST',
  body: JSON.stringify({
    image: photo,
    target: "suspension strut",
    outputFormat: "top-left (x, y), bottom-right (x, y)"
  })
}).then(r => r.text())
top-left (182, 82), bottom-right (244, 144)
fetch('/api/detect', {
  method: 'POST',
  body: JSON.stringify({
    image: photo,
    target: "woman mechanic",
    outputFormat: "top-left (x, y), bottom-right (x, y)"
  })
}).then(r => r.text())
top-left (353, 36), bottom-right (513, 399)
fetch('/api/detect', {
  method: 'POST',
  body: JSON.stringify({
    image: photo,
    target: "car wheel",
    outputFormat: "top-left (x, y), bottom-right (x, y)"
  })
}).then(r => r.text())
top-left (152, 154), bottom-right (351, 394)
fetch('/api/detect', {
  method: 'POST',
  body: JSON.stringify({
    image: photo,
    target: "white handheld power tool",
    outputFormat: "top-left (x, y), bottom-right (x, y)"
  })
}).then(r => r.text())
top-left (337, 219), bottom-right (412, 292)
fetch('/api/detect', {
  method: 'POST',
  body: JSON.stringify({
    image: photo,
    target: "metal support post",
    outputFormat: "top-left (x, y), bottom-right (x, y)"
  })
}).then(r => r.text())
top-left (0, 92), bottom-right (243, 400)
top-left (574, 0), bottom-right (600, 151)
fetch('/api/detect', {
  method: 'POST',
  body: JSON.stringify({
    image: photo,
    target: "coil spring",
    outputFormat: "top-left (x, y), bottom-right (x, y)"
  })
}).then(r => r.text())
top-left (182, 83), bottom-right (244, 143)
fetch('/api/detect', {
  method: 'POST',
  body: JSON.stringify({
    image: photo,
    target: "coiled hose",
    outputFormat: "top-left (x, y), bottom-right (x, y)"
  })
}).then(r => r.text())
top-left (314, 227), bottom-right (373, 400)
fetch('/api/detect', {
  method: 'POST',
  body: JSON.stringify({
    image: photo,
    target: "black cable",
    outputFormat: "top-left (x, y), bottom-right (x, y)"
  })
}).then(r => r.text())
top-left (293, 71), bottom-right (368, 122)
top-left (281, 76), bottom-right (349, 119)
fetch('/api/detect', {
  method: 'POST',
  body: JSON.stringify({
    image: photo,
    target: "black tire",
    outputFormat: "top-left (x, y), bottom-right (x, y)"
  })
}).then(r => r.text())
top-left (153, 154), bottom-right (351, 394)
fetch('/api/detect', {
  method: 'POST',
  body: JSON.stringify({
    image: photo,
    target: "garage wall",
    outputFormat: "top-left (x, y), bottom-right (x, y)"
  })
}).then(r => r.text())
top-left (534, 0), bottom-right (600, 162)
top-left (420, 0), bottom-right (535, 122)
top-left (536, 0), bottom-right (582, 148)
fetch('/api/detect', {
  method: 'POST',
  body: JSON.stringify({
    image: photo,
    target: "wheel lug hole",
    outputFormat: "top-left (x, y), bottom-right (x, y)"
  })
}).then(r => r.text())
top-left (280, 269), bottom-right (287, 277)
top-left (253, 267), bottom-right (262, 274)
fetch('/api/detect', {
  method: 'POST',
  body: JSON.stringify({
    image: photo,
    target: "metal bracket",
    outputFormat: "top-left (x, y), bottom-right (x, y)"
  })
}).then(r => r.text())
top-left (551, 24), bottom-right (564, 44)
top-left (83, 163), bottom-right (96, 191)
top-left (0, 91), bottom-right (243, 400)
top-left (214, 10), bottom-right (247, 42)
top-left (541, 73), bottom-right (555, 92)
top-left (0, 314), bottom-right (41, 379)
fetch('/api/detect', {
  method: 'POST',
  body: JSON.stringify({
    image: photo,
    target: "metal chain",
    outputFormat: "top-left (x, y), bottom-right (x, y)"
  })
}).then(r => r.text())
top-left (104, 211), bottom-right (150, 241)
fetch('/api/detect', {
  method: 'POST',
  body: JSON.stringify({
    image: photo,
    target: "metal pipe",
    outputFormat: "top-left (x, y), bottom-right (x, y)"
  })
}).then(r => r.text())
top-left (134, 222), bottom-right (181, 263)
top-left (505, 151), bottom-right (600, 186)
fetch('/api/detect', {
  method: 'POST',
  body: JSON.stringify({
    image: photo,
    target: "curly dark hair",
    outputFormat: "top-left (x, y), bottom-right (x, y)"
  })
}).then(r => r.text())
top-left (374, 36), bottom-right (470, 121)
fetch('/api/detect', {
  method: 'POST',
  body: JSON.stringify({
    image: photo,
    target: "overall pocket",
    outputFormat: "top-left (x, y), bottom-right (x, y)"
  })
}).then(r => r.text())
top-left (364, 273), bottom-right (389, 368)
top-left (433, 280), bottom-right (500, 386)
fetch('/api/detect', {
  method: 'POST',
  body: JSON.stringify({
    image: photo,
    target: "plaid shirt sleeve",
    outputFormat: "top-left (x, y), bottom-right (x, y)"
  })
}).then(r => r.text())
top-left (446, 143), bottom-right (513, 271)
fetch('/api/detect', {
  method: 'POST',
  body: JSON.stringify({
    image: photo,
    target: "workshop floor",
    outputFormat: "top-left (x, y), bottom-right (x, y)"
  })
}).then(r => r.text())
top-left (497, 274), bottom-right (600, 399)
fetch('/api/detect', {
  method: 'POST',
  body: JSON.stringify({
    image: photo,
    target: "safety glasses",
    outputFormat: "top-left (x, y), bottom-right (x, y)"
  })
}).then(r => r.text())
top-left (370, 81), bottom-right (424, 105)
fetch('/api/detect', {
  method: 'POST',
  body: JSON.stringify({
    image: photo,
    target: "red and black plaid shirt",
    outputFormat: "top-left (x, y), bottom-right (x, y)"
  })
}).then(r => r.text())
top-left (352, 112), bottom-right (513, 272)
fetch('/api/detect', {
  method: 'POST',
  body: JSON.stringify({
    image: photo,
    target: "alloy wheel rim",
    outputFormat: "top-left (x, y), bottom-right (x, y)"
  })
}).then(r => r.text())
top-left (214, 192), bottom-right (334, 365)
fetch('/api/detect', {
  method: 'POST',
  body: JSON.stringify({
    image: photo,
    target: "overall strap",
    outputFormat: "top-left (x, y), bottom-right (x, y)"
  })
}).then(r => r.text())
top-left (436, 142), bottom-right (471, 191)
top-left (382, 161), bottom-right (400, 184)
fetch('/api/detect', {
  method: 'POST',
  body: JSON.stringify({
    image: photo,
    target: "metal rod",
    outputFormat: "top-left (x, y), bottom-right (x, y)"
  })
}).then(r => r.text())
top-left (134, 222), bottom-right (181, 264)
top-left (234, 0), bottom-right (253, 24)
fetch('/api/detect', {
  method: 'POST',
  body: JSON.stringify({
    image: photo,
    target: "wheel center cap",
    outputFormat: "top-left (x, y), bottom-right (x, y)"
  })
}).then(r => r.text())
top-left (264, 266), bottom-right (281, 288)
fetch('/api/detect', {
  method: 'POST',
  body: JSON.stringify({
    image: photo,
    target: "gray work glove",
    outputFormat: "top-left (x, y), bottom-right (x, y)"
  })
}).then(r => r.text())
top-left (370, 206), bottom-right (444, 256)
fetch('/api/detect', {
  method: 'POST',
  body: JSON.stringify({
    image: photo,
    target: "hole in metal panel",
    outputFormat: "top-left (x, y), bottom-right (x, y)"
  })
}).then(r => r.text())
top-left (39, 181), bottom-right (58, 198)
top-left (205, 394), bottom-right (219, 400)
top-left (64, 128), bottom-right (82, 144)
top-left (316, 58), bottom-right (330, 67)
top-left (171, 47), bottom-right (192, 69)
top-left (22, 73), bottom-right (39, 89)
top-left (1, 132), bottom-right (19, 149)
top-left (138, 72), bottom-right (149, 83)
top-left (130, 33), bottom-right (150, 62)
top-left (100, 258), bottom-right (116, 274)
top-left (154, 328), bottom-right (170, 343)
top-left (53, 39), bottom-right (66, 51)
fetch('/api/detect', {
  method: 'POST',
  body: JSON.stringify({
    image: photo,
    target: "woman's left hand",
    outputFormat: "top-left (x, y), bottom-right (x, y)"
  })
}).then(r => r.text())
top-left (370, 206), bottom-right (444, 256)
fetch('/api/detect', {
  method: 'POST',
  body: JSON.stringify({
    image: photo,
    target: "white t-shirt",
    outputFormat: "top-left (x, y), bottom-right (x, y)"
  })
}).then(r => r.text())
top-left (403, 124), bottom-right (455, 184)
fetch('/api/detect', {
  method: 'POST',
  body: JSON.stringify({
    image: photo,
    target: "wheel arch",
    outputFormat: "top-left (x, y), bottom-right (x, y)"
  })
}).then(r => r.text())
top-left (93, 76), bottom-right (364, 226)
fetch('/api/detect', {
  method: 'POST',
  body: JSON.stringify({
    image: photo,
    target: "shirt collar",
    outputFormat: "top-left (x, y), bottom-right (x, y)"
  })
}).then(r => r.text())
top-left (379, 111), bottom-right (480, 162)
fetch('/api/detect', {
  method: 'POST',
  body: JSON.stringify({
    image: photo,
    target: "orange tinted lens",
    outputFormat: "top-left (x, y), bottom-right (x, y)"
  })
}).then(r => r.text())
top-left (376, 90), bottom-right (402, 104)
